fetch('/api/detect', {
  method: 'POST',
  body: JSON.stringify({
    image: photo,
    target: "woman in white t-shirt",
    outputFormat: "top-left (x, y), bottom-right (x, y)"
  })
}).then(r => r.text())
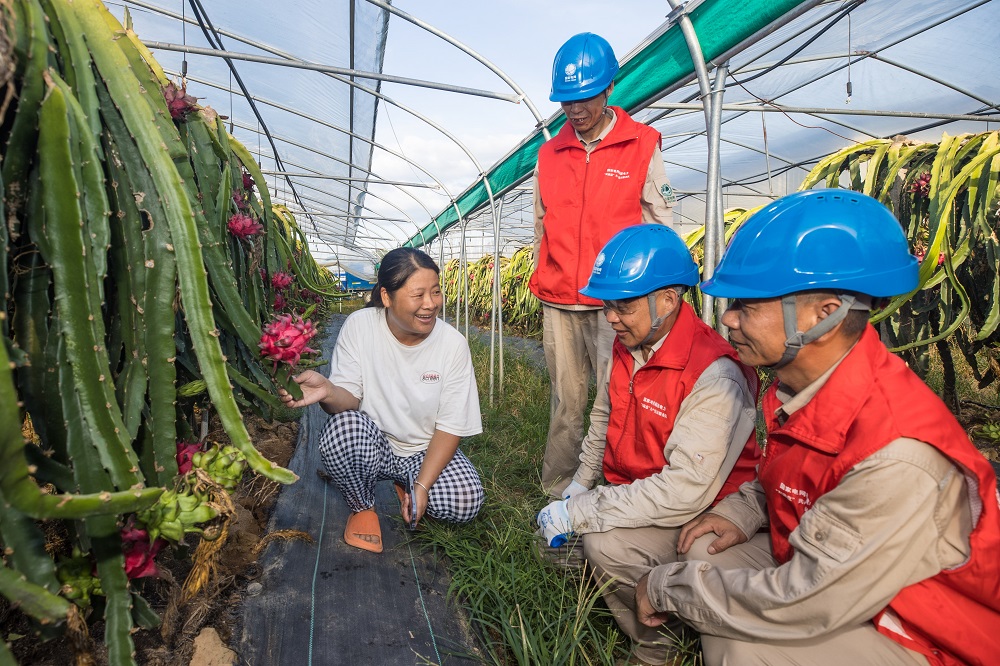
top-left (279, 248), bottom-right (484, 553)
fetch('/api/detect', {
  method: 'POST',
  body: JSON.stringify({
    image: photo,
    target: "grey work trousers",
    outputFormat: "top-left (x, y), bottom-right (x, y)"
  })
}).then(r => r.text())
top-left (540, 304), bottom-right (615, 497)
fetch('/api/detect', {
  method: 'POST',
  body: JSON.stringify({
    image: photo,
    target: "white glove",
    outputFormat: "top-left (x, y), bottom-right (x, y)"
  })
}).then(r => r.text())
top-left (562, 480), bottom-right (588, 499)
top-left (536, 500), bottom-right (574, 547)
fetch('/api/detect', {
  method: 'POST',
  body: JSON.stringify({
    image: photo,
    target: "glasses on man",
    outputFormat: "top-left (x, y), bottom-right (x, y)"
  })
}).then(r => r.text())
top-left (602, 298), bottom-right (642, 317)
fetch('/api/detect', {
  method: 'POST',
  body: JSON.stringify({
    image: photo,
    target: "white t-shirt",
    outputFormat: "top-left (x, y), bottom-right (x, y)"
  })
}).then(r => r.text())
top-left (328, 307), bottom-right (483, 457)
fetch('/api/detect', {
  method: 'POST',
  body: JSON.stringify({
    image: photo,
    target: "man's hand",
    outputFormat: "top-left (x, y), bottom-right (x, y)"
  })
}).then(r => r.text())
top-left (536, 500), bottom-right (574, 547)
top-left (278, 370), bottom-right (331, 409)
top-left (562, 480), bottom-right (588, 499)
top-left (678, 513), bottom-right (748, 555)
top-left (635, 572), bottom-right (671, 627)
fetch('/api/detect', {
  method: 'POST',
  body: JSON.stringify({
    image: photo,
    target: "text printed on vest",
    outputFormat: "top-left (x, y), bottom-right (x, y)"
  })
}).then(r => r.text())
top-left (777, 482), bottom-right (813, 508)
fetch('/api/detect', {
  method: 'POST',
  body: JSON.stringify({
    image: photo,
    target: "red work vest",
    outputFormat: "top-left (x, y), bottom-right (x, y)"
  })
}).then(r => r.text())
top-left (603, 302), bottom-right (760, 502)
top-left (529, 107), bottom-right (662, 306)
top-left (760, 326), bottom-right (1000, 666)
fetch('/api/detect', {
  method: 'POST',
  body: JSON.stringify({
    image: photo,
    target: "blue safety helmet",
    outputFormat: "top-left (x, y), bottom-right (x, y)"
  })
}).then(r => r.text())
top-left (700, 189), bottom-right (918, 299)
top-left (550, 33), bottom-right (619, 102)
top-left (581, 224), bottom-right (699, 300)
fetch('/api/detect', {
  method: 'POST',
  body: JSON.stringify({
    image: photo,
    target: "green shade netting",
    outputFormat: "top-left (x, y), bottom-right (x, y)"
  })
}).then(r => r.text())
top-left (404, 0), bottom-right (811, 249)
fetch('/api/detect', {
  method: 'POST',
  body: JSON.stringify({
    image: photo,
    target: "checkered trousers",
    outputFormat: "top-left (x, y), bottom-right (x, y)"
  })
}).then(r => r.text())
top-left (317, 409), bottom-right (484, 523)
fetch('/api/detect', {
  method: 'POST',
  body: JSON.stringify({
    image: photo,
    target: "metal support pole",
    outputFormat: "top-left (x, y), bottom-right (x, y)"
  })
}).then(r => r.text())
top-left (488, 194), bottom-right (505, 405)
top-left (460, 223), bottom-right (470, 339)
top-left (666, 0), bottom-right (717, 325)
top-left (708, 63), bottom-right (729, 331)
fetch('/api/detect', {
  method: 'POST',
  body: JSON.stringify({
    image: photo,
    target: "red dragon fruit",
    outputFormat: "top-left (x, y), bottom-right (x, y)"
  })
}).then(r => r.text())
top-left (273, 293), bottom-right (288, 310)
top-left (259, 313), bottom-right (317, 368)
top-left (242, 170), bottom-right (255, 192)
top-left (122, 525), bottom-right (167, 579)
top-left (271, 271), bottom-right (295, 291)
top-left (227, 213), bottom-right (263, 239)
top-left (162, 81), bottom-right (199, 121)
top-left (176, 441), bottom-right (201, 475)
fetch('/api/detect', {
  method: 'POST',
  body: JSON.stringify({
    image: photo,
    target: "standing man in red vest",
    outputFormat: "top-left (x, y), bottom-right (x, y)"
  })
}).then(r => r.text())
top-left (536, 225), bottom-right (760, 666)
top-left (530, 32), bottom-right (677, 499)
top-left (634, 190), bottom-right (1000, 666)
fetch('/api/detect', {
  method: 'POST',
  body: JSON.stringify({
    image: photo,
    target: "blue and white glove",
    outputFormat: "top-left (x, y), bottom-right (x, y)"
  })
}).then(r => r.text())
top-left (562, 480), bottom-right (588, 499)
top-left (537, 500), bottom-right (574, 547)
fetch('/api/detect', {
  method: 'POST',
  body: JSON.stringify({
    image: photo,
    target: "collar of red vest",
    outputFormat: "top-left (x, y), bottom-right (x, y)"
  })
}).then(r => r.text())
top-left (550, 106), bottom-right (641, 152)
top-left (612, 301), bottom-right (699, 370)
top-left (768, 326), bottom-right (882, 455)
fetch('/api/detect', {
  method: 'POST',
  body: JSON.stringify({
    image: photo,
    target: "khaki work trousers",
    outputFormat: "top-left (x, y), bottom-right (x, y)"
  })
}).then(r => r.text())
top-left (583, 525), bottom-right (691, 664)
top-left (584, 528), bottom-right (931, 666)
top-left (540, 304), bottom-right (615, 497)
top-left (688, 532), bottom-right (931, 666)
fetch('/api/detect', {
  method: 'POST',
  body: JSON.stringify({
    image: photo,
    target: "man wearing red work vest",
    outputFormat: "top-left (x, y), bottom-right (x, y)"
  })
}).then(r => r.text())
top-left (536, 225), bottom-right (760, 666)
top-left (530, 33), bottom-right (676, 499)
top-left (634, 190), bottom-right (1000, 666)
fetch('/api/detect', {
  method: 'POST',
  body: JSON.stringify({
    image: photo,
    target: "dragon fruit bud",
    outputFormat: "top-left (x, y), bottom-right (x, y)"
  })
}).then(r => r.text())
top-left (909, 172), bottom-right (931, 198)
top-left (271, 271), bottom-right (294, 290)
top-left (163, 81), bottom-right (199, 121)
top-left (259, 313), bottom-right (318, 368)
top-left (273, 293), bottom-right (287, 310)
top-left (227, 213), bottom-right (263, 239)
top-left (242, 170), bottom-right (255, 192)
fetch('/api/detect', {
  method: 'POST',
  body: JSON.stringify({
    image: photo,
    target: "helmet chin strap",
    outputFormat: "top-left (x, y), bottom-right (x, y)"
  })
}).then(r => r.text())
top-left (770, 293), bottom-right (858, 369)
top-left (628, 292), bottom-right (671, 351)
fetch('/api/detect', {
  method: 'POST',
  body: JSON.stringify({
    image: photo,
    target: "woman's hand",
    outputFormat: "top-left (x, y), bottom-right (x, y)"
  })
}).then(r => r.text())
top-left (278, 370), bottom-right (331, 409)
top-left (403, 481), bottom-right (429, 528)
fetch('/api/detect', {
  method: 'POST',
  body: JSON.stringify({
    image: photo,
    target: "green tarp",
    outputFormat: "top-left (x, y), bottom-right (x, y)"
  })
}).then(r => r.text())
top-left (403, 0), bottom-right (812, 249)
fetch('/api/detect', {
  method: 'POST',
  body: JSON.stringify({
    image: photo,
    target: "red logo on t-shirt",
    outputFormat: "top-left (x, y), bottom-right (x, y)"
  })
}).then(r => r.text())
top-left (421, 371), bottom-right (441, 384)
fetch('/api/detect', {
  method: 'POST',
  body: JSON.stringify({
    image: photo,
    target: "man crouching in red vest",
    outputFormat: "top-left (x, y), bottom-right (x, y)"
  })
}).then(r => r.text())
top-left (635, 189), bottom-right (1000, 666)
top-left (536, 224), bottom-right (761, 666)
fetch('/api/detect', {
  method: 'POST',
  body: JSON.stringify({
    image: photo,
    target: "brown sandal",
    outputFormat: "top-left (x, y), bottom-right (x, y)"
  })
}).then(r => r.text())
top-left (343, 509), bottom-right (382, 553)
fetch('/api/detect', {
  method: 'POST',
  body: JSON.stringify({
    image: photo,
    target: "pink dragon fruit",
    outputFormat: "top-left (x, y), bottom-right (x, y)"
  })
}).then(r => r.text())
top-left (273, 293), bottom-right (288, 311)
top-left (227, 213), bottom-right (263, 239)
top-left (162, 81), bottom-right (199, 121)
top-left (271, 271), bottom-right (294, 290)
top-left (260, 313), bottom-right (317, 368)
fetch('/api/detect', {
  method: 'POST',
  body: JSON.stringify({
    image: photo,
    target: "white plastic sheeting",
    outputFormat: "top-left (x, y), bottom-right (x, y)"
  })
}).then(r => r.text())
top-left (108, 1), bottom-right (1000, 272)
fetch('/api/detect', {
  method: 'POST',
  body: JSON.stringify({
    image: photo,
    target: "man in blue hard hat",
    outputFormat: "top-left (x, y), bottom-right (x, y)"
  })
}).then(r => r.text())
top-left (536, 224), bottom-right (760, 666)
top-left (529, 32), bottom-right (678, 499)
top-left (633, 190), bottom-right (1000, 665)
